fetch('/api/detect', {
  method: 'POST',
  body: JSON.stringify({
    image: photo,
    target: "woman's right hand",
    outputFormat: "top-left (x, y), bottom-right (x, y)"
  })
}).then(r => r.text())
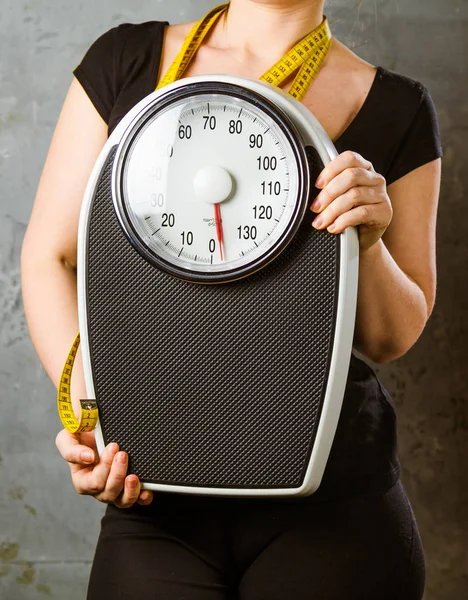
top-left (55, 429), bottom-right (154, 508)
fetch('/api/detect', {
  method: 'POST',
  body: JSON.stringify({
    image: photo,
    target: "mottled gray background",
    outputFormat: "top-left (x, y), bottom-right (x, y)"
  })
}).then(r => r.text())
top-left (1, 0), bottom-right (467, 598)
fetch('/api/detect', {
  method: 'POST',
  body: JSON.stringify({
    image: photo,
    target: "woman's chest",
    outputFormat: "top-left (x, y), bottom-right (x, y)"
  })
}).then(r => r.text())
top-left (156, 35), bottom-right (374, 144)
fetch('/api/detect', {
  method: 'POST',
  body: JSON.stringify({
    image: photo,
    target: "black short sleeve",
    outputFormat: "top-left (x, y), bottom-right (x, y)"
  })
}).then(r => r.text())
top-left (385, 85), bottom-right (443, 186)
top-left (72, 24), bottom-right (132, 124)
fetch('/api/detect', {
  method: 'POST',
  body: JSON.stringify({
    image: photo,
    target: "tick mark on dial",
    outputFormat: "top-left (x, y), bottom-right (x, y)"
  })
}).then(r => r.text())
top-left (239, 108), bottom-right (243, 118)
top-left (165, 240), bottom-right (170, 246)
top-left (178, 247), bottom-right (184, 257)
top-left (254, 241), bottom-right (258, 247)
top-left (151, 228), bottom-right (161, 236)
top-left (211, 254), bottom-right (213, 264)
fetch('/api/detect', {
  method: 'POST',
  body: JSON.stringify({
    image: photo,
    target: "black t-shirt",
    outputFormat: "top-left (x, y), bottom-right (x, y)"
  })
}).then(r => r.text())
top-left (72, 21), bottom-right (443, 504)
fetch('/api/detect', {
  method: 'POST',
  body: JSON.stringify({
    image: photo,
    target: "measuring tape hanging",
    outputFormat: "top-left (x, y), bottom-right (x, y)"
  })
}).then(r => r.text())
top-left (58, 2), bottom-right (333, 433)
top-left (57, 332), bottom-right (98, 433)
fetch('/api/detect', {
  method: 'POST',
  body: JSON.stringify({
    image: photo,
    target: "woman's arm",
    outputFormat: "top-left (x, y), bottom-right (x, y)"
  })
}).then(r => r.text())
top-left (21, 77), bottom-right (107, 403)
top-left (310, 151), bottom-right (442, 364)
top-left (21, 77), bottom-right (153, 506)
top-left (353, 159), bottom-right (441, 363)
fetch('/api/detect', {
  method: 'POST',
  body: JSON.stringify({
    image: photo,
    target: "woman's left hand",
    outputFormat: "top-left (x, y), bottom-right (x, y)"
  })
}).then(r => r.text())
top-left (310, 150), bottom-right (393, 252)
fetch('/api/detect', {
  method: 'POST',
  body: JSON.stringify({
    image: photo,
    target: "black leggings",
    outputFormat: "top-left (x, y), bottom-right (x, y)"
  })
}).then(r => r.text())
top-left (87, 479), bottom-right (425, 599)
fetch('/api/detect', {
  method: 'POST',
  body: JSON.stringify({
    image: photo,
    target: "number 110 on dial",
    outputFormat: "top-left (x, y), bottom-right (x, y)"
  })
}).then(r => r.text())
top-left (120, 90), bottom-right (305, 281)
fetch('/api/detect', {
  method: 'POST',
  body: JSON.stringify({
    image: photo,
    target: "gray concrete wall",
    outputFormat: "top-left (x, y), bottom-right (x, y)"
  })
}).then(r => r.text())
top-left (1, 0), bottom-right (466, 598)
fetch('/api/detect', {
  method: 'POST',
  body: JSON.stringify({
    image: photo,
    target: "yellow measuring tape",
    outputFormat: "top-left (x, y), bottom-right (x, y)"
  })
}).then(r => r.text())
top-left (57, 332), bottom-right (98, 433)
top-left (157, 2), bottom-right (332, 102)
top-left (58, 2), bottom-right (332, 433)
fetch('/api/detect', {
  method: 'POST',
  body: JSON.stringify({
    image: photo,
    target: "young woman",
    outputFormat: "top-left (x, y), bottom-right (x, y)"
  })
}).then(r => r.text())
top-left (21, 1), bottom-right (442, 598)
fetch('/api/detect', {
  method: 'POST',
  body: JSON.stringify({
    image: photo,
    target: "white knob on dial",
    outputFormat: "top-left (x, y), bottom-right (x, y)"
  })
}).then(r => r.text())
top-left (193, 165), bottom-right (233, 204)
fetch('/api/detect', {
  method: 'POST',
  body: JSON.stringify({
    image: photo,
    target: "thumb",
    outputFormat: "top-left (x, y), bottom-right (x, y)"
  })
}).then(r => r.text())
top-left (55, 428), bottom-right (96, 465)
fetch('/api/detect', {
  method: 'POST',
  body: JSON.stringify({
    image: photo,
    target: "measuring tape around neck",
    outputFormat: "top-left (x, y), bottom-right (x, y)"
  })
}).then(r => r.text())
top-left (57, 3), bottom-right (333, 434)
top-left (157, 3), bottom-right (332, 101)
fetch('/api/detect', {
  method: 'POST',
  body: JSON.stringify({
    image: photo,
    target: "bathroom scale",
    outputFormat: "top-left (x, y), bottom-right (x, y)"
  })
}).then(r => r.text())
top-left (71, 74), bottom-right (359, 498)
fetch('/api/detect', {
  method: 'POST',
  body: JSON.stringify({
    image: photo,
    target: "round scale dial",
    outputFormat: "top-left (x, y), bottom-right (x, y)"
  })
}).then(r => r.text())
top-left (114, 83), bottom-right (310, 283)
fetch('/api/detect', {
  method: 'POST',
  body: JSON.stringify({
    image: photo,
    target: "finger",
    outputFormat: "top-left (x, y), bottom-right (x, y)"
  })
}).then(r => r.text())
top-left (113, 474), bottom-right (142, 508)
top-left (73, 442), bottom-right (119, 495)
top-left (325, 204), bottom-right (386, 234)
top-left (136, 490), bottom-right (154, 506)
top-left (55, 428), bottom-right (96, 466)
top-left (96, 451), bottom-right (129, 503)
top-left (311, 167), bottom-right (376, 213)
top-left (312, 186), bottom-right (380, 230)
top-left (315, 151), bottom-right (373, 190)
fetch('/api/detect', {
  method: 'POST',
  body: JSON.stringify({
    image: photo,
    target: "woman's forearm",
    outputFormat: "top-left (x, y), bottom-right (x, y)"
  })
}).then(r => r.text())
top-left (20, 254), bottom-right (87, 412)
top-left (352, 238), bottom-right (429, 364)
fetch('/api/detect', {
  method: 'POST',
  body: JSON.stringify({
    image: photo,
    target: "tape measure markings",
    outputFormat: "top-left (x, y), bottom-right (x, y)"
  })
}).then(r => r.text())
top-left (57, 332), bottom-right (98, 433)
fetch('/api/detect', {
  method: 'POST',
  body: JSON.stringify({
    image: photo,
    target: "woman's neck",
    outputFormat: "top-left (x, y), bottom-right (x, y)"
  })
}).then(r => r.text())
top-left (211, 0), bottom-right (325, 65)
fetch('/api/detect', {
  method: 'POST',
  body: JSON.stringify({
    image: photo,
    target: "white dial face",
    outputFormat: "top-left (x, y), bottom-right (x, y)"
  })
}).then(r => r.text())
top-left (120, 91), bottom-right (304, 277)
